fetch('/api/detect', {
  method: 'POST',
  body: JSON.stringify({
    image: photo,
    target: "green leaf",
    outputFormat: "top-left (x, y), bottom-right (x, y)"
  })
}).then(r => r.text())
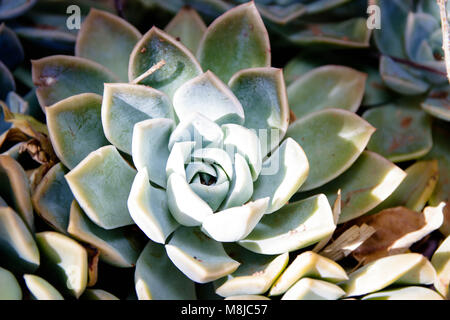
top-left (102, 83), bottom-right (174, 154)
top-left (363, 103), bottom-right (433, 162)
top-left (228, 67), bottom-right (289, 157)
top-left (75, 9), bottom-right (141, 81)
top-left (362, 286), bottom-right (444, 300)
top-left (0, 207), bottom-right (40, 274)
top-left (164, 7), bottom-right (206, 54)
top-left (173, 71), bottom-right (245, 125)
top-left (431, 235), bottom-right (450, 299)
top-left (422, 89), bottom-right (450, 122)
top-left (32, 55), bottom-right (119, 108)
top-left (65, 145), bottom-right (136, 230)
top-left (128, 168), bottom-right (179, 244)
top-left (128, 27), bottom-right (202, 98)
top-left (46, 93), bottom-right (109, 170)
top-left (238, 194), bottom-right (335, 255)
top-left (361, 66), bottom-right (395, 106)
top-left (135, 241), bottom-right (196, 300)
top-left (405, 12), bottom-right (439, 63)
top-left (286, 108), bottom-right (375, 191)
top-left (197, 2), bottom-right (270, 83)
top-left (281, 278), bottom-right (345, 300)
top-left (215, 245), bottom-right (288, 297)
top-left (31, 162), bottom-right (73, 233)
top-left (23, 274), bottom-right (64, 300)
top-left (0, 267), bottom-right (21, 300)
top-left (341, 253), bottom-right (436, 297)
top-left (287, 65), bottom-right (366, 119)
top-left (68, 200), bottom-right (142, 268)
top-left (252, 138), bottom-right (309, 214)
top-left (36, 231), bottom-right (88, 298)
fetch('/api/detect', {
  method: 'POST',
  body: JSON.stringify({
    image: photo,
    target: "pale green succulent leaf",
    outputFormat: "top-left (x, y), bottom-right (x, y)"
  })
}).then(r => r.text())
top-left (0, 207), bottom-right (39, 273)
top-left (81, 289), bottom-right (119, 300)
top-left (173, 71), bottom-right (245, 126)
top-left (166, 227), bottom-right (240, 283)
top-left (36, 231), bottom-right (88, 298)
top-left (23, 274), bottom-right (64, 300)
top-left (363, 104), bottom-right (433, 162)
top-left (65, 145), bottom-right (136, 229)
top-left (68, 201), bottom-right (142, 268)
top-left (239, 194), bottom-right (335, 255)
top-left (31, 55), bottom-right (119, 108)
top-left (128, 168), bottom-right (179, 244)
top-left (75, 9), bottom-right (141, 81)
top-left (132, 118), bottom-right (174, 188)
top-left (128, 26), bottom-right (202, 98)
top-left (102, 83), bottom-right (174, 155)
top-left (32, 163), bottom-right (73, 233)
top-left (431, 235), bottom-right (450, 299)
top-left (281, 278), bottom-right (345, 300)
top-left (192, 147), bottom-right (234, 180)
top-left (228, 67), bottom-right (289, 157)
top-left (189, 180), bottom-right (230, 212)
top-left (197, 2), bottom-right (270, 83)
top-left (252, 138), bottom-right (309, 214)
top-left (165, 141), bottom-right (196, 179)
top-left (135, 241), bottom-right (196, 300)
top-left (0, 267), bottom-right (21, 300)
top-left (362, 286), bottom-right (444, 300)
top-left (164, 7), bottom-right (207, 54)
top-left (269, 251), bottom-right (348, 296)
top-left (287, 65), bottom-right (366, 119)
top-left (287, 109), bottom-right (375, 191)
top-left (422, 88), bottom-right (450, 121)
top-left (405, 12), bottom-right (439, 62)
top-left (46, 93), bottom-right (109, 170)
top-left (361, 66), bottom-right (395, 106)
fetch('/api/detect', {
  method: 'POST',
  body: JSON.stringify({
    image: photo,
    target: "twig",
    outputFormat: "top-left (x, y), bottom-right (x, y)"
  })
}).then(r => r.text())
top-left (132, 60), bottom-right (166, 84)
top-left (437, 0), bottom-right (450, 83)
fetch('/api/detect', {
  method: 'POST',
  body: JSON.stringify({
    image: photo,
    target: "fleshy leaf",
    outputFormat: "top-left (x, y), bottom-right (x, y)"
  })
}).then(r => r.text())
top-left (165, 141), bottom-right (195, 179)
top-left (102, 83), bottom-right (174, 154)
top-left (363, 104), bottom-right (433, 162)
top-left (0, 0), bottom-right (36, 20)
top-left (46, 93), bottom-right (109, 170)
top-left (422, 88), bottom-right (450, 121)
top-left (225, 295), bottom-right (270, 300)
top-left (0, 155), bottom-right (34, 229)
top-left (228, 67), bottom-right (289, 157)
top-left (239, 194), bottom-right (335, 255)
top-left (32, 55), bottom-right (119, 108)
top-left (0, 207), bottom-right (39, 274)
top-left (281, 278), bottom-right (345, 300)
top-left (81, 289), bottom-right (119, 300)
top-left (0, 60), bottom-right (14, 100)
top-left (128, 168), bottom-right (179, 244)
top-left (252, 138), bottom-right (309, 214)
top-left (431, 235), bottom-right (450, 299)
top-left (215, 245), bottom-right (288, 297)
top-left (201, 198), bottom-right (269, 242)
top-left (269, 251), bottom-right (348, 296)
top-left (0, 23), bottom-right (24, 70)
top-left (128, 26), bottom-right (202, 98)
top-left (165, 227), bottom-right (240, 283)
top-left (36, 231), bottom-right (88, 298)
top-left (135, 241), bottom-right (196, 300)
top-left (286, 108), bottom-right (375, 191)
top-left (68, 201), bottom-right (142, 268)
top-left (65, 146), bottom-right (136, 230)
top-left (362, 286), bottom-right (443, 300)
top-left (197, 2), bottom-right (270, 83)
top-left (32, 163), bottom-right (73, 233)
top-left (361, 66), bottom-right (395, 106)
top-left (75, 9), bottom-right (141, 81)
top-left (0, 267), bottom-right (21, 300)
top-left (23, 274), bottom-right (64, 300)
top-left (173, 71), bottom-right (245, 125)
top-left (341, 253), bottom-right (436, 297)
top-left (164, 7), bottom-right (207, 54)
top-left (287, 66), bottom-right (366, 119)
top-left (132, 118), bottom-right (174, 188)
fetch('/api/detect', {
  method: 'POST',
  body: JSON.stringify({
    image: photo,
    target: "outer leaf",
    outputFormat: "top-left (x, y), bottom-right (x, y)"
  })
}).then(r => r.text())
top-left (102, 83), bottom-right (174, 154)
top-left (286, 108), bottom-right (375, 191)
top-left (128, 27), bottom-right (202, 98)
top-left (0, 0), bottom-right (36, 20)
top-left (0, 23), bottom-right (24, 70)
top-left (197, 2), bottom-right (270, 83)
top-left (75, 9), bottom-right (141, 81)
top-left (135, 241), bottom-right (196, 300)
top-left (165, 227), bottom-right (240, 283)
top-left (362, 286), bottom-right (444, 300)
top-left (68, 201), bottom-right (142, 268)
top-left (363, 104), bottom-right (433, 162)
top-left (0, 60), bottom-right (14, 100)
top-left (46, 93), bottom-right (109, 170)
top-left (23, 274), bottom-right (64, 300)
top-left (36, 231), bottom-right (88, 298)
top-left (281, 278), bottom-right (345, 300)
top-left (239, 194), bottom-right (335, 255)
top-left (65, 146), bottom-right (136, 230)
top-left (32, 163), bottom-right (73, 233)
top-left (164, 7), bottom-right (207, 54)
top-left (422, 89), bottom-right (450, 121)
top-left (228, 67), bottom-right (289, 157)
top-left (0, 207), bottom-right (40, 274)
top-left (287, 66), bottom-right (366, 119)
top-left (81, 289), bottom-right (119, 300)
top-left (32, 55), bottom-right (119, 108)
top-left (431, 235), bottom-right (450, 299)
top-left (0, 267), bottom-right (21, 300)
